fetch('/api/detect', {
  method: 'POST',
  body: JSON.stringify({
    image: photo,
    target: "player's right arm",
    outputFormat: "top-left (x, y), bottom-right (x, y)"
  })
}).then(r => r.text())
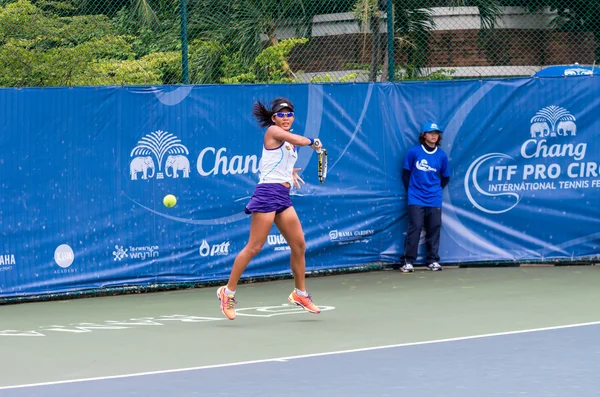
top-left (402, 170), bottom-right (411, 191)
top-left (266, 125), bottom-right (321, 150)
top-left (403, 148), bottom-right (415, 171)
top-left (402, 148), bottom-right (415, 191)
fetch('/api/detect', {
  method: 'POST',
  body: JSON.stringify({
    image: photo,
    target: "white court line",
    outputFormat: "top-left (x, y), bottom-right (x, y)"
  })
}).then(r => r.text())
top-left (1, 320), bottom-right (599, 391)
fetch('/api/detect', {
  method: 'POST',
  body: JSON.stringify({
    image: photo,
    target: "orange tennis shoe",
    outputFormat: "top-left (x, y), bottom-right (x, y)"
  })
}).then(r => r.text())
top-left (288, 290), bottom-right (321, 314)
top-left (217, 286), bottom-right (236, 320)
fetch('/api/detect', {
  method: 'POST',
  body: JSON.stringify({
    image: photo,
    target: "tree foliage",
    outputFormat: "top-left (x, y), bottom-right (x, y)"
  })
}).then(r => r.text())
top-left (499, 0), bottom-right (600, 60)
top-left (0, 0), bottom-right (593, 87)
top-left (0, 0), bottom-right (169, 86)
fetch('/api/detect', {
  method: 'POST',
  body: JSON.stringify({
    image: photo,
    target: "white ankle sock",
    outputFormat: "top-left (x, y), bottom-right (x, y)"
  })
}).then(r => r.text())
top-left (225, 287), bottom-right (235, 296)
top-left (295, 288), bottom-right (308, 297)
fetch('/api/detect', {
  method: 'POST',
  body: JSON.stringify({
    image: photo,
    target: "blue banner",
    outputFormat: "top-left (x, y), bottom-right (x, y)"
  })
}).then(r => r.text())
top-left (1, 78), bottom-right (599, 298)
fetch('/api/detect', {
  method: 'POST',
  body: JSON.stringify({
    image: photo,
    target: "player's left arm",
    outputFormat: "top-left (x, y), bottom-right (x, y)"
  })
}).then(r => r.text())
top-left (440, 153), bottom-right (450, 188)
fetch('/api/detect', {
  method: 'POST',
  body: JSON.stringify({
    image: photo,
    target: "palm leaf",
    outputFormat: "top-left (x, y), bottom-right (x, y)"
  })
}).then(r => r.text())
top-left (448, 0), bottom-right (503, 30)
top-left (392, 1), bottom-right (434, 78)
top-left (73, 0), bottom-right (158, 25)
top-left (190, 0), bottom-right (311, 80)
top-left (131, 0), bottom-right (159, 26)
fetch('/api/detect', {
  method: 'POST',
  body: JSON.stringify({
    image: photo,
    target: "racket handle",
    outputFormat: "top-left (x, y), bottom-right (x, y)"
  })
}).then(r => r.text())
top-left (318, 149), bottom-right (327, 184)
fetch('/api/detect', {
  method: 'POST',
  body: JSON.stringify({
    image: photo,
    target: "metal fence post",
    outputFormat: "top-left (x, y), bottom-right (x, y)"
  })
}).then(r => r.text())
top-left (180, 0), bottom-right (189, 84)
top-left (386, 0), bottom-right (395, 82)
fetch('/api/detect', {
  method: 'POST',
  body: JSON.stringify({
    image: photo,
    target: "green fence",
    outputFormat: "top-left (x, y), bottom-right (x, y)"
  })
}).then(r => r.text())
top-left (1, 0), bottom-right (598, 87)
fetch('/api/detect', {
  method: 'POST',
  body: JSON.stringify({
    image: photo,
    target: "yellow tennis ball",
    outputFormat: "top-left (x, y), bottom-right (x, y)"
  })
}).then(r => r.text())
top-left (163, 194), bottom-right (177, 208)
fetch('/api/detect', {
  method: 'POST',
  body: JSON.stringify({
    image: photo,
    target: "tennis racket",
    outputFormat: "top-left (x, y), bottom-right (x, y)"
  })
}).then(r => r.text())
top-left (317, 148), bottom-right (327, 184)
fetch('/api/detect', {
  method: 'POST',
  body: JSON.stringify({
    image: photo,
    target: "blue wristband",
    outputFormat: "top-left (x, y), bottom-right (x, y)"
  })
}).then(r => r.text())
top-left (308, 138), bottom-right (315, 146)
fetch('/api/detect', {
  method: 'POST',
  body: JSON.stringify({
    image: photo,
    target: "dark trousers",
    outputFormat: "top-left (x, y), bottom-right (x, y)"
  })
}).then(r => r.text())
top-left (403, 205), bottom-right (442, 265)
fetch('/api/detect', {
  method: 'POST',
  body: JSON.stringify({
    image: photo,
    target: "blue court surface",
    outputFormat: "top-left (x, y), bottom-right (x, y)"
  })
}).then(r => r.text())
top-left (2, 322), bottom-right (599, 397)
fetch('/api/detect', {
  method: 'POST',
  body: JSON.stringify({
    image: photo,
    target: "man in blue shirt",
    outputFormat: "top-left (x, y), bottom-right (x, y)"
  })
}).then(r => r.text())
top-left (401, 121), bottom-right (450, 272)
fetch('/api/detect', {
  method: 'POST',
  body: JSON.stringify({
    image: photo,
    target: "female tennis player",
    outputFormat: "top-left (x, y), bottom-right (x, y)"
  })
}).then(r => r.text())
top-left (217, 97), bottom-right (323, 320)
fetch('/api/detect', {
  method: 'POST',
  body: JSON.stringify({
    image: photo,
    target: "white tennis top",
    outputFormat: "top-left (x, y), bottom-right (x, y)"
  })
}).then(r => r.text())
top-left (258, 141), bottom-right (298, 185)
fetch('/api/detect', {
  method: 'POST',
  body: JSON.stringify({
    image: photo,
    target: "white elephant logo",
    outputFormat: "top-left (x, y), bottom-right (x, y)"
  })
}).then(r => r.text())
top-left (130, 156), bottom-right (155, 180)
top-left (530, 106), bottom-right (576, 139)
top-left (165, 155), bottom-right (190, 178)
top-left (557, 120), bottom-right (577, 136)
top-left (129, 130), bottom-right (190, 181)
top-left (530, 122), bottom-right (550, 138)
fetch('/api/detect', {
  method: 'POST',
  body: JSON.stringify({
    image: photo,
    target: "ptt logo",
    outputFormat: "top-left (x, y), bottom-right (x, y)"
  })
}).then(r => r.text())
top-left (199, 240), bottom-right (231, 257)
top-left (130, 130), bottom-right (190, 180)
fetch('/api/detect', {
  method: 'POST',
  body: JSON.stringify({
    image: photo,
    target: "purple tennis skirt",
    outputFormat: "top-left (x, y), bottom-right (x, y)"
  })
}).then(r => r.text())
top-left (245, 183), bottom-right (293, 214)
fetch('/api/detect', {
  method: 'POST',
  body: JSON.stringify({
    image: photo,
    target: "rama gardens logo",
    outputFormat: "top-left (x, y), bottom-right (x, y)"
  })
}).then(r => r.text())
top-left (464, 105), bottom-right (598, 214)
top-left (130, 130), bottom-right (190, 180)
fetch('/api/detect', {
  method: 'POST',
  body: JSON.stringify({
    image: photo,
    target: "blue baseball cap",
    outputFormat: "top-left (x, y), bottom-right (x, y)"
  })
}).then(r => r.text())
top-left (421, 121), bottom-right (443, 134)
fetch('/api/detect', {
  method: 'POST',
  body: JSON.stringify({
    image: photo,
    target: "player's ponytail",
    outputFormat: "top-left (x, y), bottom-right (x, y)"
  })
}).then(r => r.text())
top-left (252, 100), bottom-right (274, 128)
